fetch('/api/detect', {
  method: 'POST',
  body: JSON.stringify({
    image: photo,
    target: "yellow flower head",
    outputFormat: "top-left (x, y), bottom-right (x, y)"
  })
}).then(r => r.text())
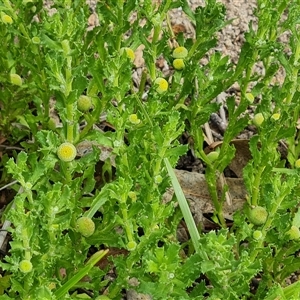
top-left (57, 142), bottom-right (77, 162)
top-left (252, 230), bottom-right (263, 240)
top-left (253, 113), bottom-right (264, 127)
top-left (19, 260), bottom-right (33, 273)
top-left (121, 47), bottom-right (135, 62)
top-left (154, 77), bottom-right (168, 94)
top-left (295, 159), bottom-right (300, 168)
top-left (127, 241), bottom-right (137, 251)
top-left (1, 14), bottom-right (13, 24)
top-left (154, 175), bottom-right (162, 184)
top-left (128, 114), bottom-right (140, 125)
top-left (173, 58), bottom-right (185, 70)
top-left (287, 225), bottom-right (300, 240)
top-left (271, 113), bottom-right (280, 121)
top-left (10, 74), bottom-right (22, 86)
top-left (245, 93), bottom-right (254, 103)
top-left (172, 46), bottom-right (188, 59)
top-left (128, 191), bottom-right (137, 202)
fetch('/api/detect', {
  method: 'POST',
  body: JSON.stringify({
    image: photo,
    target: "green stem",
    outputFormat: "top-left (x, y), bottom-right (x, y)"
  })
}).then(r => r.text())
top-left (205, 168), bottom-right (226, 228)
top-left (115, 4), bottom-right (124, 51)
top-left (66, 104), bottom-right (74, 143)
top-left (250, 165), bottom-right (265, 206)
top-left (250, 188), bottom-right (290, 262)
top-left (187, 37), bottom-right (203, 60)
top-left (138, 69), bottom-right (148, 97)
top-left (149, 24), bottom-right (160, 80)
top-left (121, 205), bottom-right (134, 242)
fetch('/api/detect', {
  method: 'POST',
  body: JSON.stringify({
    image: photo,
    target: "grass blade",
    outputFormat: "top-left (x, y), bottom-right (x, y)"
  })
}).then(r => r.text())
top-left (164, 158), bottom-right (200, 252)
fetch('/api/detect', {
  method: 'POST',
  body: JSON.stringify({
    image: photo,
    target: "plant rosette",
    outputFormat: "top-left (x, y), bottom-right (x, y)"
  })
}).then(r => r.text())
top-left (154, 77), bottom-right (168, 94)
top-left (248, 206), bottom-right (268, 226)
top-left (76, 217), bottom-right (95, 237)
top-left (57, 142), bottom-right (77, 162)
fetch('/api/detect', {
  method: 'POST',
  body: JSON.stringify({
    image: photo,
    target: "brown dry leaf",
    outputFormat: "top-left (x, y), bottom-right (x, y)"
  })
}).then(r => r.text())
top-left (155, 56), bottom-right (166, 69)
top-left (164, 169), bottom-right (246, 221)
top-left (76, 140), bottom-right (116, 166)
top-left (172, 24), bottom-right (186, 35)
top-left (134, 45), bottom-right (145, 68)
top-left (206, 139), bottom-right (252, 178)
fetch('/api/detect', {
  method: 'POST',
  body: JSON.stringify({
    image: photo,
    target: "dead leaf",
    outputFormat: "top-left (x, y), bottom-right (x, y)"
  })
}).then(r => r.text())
top-left (164, 169), bottom-right (246, 221)
top-left (134, 45), bottom-right (145, 68)
top-left (206, 139), bottom-right (251, 178)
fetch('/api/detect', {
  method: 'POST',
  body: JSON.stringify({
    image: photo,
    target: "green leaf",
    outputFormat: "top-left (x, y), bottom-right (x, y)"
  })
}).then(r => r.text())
top-left (292, 208), bottom-right (300, 227)
top-left (41, 33), bottom-right (62, 52)
top-left (0, 275), bottom-right (11, 295)
top-left (54, 250), bottom-right (109, 299)
top-left (164, 158), bottom-right (200, 252)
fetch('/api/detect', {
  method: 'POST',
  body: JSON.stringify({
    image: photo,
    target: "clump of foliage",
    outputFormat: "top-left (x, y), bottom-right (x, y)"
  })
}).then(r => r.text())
top-left (1, 0), bottom-right (300, 299)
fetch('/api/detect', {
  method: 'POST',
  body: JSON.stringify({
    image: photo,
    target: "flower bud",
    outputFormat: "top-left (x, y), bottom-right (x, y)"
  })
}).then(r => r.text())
top-left (128, 191), bottom-right (137, 202)
top-left (253, 113), bottom-right (264, 127)
top-left (19, 260), bottom-right (33, 273)
top-left (128, 114), bottom-right (141, 125)
top-left (154, 175), bottom-right (163, 184)
top-left (121, 47), bottom-right (135, 62)
top-left (295, 159), bottom-right (300, 168)
top-left (10, 74), bottom-right (22, 86)
top-left (206, 151), bottom-right (219, 162)
top-left (245, 93), bottom-right (254, 103)
top-left (248, 206), bottom-right (268, 226)
top-left (154, 77), bottom-right (168, 94)
top-left (77, 95), bottom-right (93, 112)
top-left (76, 217), bottom-right (95, 237)
top-left (57, 142), bottom-right (77, 162)
top-left (48, 118), bottom-right (57, 130)
top-left (173, 58), bottom-right (185, 70)
top-left (127, 241), bottom-right (137, 251)
top-left (271, 113), bottom-right (280, 121)
top-left (253, 230), bottom-right (263, 240)
top-left (32, 36), bottom-right (40, 44)
top-left (1, 14), bottom-right (13, 24)
top-left (287, 225), bottom-right (300, 240)
top-left (172, 46), bottom-right (188, 59)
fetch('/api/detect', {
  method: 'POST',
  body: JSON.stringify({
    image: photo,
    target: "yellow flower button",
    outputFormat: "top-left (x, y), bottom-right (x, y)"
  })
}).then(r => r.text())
top-left (154, 77), bottom-right (168, 94)
top-left (1, 14), bottom-right (13, 24)
top-left (57, 142), bottom-right (77, 162)
top-left (172, 46), bottom-right (188, 59)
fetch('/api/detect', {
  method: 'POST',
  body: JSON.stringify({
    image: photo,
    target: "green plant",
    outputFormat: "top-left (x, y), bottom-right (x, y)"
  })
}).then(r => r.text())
top-left (1, 0), bottom-right (300, 299)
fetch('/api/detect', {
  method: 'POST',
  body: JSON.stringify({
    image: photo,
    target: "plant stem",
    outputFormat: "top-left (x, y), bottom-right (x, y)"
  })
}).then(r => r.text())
top-left (250, 165), bottom-right (265, 206)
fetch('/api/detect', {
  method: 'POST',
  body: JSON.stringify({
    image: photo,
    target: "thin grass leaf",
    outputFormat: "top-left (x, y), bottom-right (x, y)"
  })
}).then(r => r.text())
top-left (164, 158), bottom-right (200, 252)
